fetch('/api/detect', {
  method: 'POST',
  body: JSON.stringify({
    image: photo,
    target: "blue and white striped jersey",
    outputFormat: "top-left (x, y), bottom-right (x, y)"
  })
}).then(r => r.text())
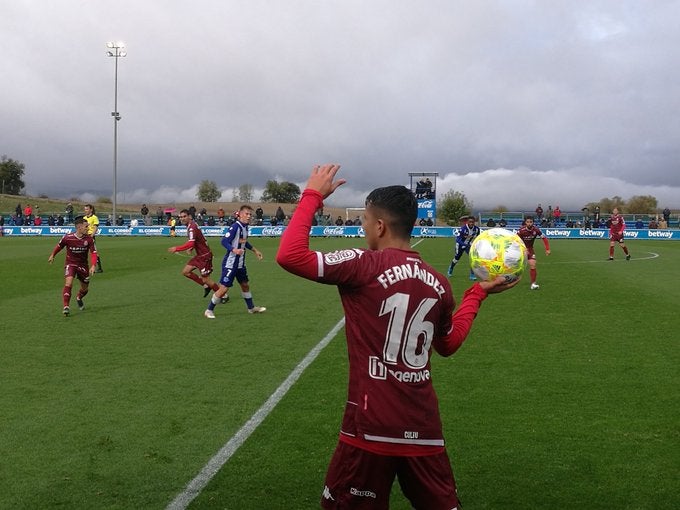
top-left (221, 220), bottom-right (252, 270)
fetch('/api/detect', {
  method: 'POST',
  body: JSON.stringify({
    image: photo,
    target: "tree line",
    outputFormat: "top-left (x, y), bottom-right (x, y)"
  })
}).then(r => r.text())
top-left (1, 155), bottom-right (667, 215)
top-left (438, 189), bottom-right (666, 226)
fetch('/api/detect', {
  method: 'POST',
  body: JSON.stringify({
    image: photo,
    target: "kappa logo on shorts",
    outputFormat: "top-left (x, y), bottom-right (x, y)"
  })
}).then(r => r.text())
top-left (322, 486), bottom-right (335, 501)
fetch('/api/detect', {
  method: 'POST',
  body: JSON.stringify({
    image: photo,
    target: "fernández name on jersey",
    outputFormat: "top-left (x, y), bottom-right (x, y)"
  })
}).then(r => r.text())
top-left (322, 248), bottom-right (447, 297)
top-left (377, 259), bottom-right (446, 297)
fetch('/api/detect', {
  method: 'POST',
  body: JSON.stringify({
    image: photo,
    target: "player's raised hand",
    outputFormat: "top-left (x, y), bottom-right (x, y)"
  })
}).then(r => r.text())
top-left (306, 164), bottom-right (346, 199)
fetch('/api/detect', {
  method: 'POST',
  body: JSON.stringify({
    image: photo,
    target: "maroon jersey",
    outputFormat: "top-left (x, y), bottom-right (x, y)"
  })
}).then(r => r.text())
top-left (516, 225), bottom-right (545, 248)
top-left (55, 232), bottom-right (97, 268)
top-left (278, 189), bottom-right (489, 457)
top-left (186, 221), bottom-right (212, 257)
top-left (609, 213), bottom-right (625, 235)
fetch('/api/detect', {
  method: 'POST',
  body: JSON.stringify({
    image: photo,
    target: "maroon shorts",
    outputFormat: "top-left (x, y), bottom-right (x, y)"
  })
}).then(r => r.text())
top-left (526, 247), bottom-right (536, 260)
top-left (189, 253), bottom-right (214, 276)
top-left (321, 441), bottom-right (460, 510)
top-left (64, 264), bottom-right (90, 283)
top-left (610, 232), bottom-right (624, 243)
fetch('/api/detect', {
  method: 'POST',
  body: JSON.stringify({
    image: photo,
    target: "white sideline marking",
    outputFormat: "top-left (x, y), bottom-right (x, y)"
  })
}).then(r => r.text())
top-left (166, 317), bottom-right (346, 510)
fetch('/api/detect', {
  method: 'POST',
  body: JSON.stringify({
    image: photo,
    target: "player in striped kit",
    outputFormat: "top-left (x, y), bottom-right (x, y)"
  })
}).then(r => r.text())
top-left (204, 205), bottom-right (265, 318)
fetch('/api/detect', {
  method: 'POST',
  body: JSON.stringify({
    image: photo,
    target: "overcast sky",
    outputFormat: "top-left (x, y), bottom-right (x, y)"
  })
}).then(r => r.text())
top-left (2, 0), bottom-right (679, 212)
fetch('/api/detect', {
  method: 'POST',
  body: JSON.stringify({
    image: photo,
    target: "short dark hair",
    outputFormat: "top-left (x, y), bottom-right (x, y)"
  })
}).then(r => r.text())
top-left (84, 204), bottom-right (95, 213)
top-left (179, 209), bottom-right (190, 216)
top-left (365, 185), bottom-right (417, 239)
top-left (74, 215), bottom-right (86, 225)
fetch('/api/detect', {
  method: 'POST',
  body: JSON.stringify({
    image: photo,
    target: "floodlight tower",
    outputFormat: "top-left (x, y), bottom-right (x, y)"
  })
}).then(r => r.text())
top-left (106, 41), bottom-right (126, 223)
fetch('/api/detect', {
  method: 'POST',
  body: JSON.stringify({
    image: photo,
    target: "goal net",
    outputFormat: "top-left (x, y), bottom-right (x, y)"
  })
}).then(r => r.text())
top-left (345, 207), bottom-right (365, 224)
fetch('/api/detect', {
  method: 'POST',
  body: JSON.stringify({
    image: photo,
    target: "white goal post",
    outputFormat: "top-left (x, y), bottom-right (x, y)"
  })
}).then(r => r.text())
top-left (345, 207), bottom-right (365, 221)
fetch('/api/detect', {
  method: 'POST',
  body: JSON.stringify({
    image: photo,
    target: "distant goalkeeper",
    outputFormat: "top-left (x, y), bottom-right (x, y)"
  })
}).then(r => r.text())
top-left (447, 215), bottom-right (480, 279)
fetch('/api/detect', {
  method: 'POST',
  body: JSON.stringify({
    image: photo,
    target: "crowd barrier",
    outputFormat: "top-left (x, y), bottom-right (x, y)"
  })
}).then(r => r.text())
top-left (2, 225), bottom-right (679, 240)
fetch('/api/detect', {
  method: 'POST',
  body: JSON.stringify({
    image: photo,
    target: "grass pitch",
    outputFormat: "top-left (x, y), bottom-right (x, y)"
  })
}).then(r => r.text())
top-left (0, 235), bottom-right (678, 509)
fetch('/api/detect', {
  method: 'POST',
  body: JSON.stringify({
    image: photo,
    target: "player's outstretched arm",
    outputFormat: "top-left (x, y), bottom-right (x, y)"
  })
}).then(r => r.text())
top-left (278, 164), bottom-right (344, 280)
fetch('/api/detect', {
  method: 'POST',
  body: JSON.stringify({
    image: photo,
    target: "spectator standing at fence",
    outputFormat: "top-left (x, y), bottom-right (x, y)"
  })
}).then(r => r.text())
top-left (83, 204), bottom-right (104, 273)
top-left (535, 203), bottom-right (543, 221)
top-left (662, 207), bottom-right (671, 224)
top-left (167, 209), bottom-right (219, 297)
top-left (156, 207), bottom-right (164, 225)
top-left (15, 203), bottom-right (22, 219)
top-left (275, 206), bottom-right (286, 224)
top-left (140, 204), bottom-right (149, 223)
top-left (65, 202), bottom-right (74, 223)
top-left (24, 204), bottom-right (33, 224)
top-left (608, 207), bottom-right (631, 261)
top-left (447, 215), bottom-right (480, 279)
top-left (517, 216), bottom-right (551, 290)
top-left (48, 216), bottom-right (98, 316)
top-left (277, 164), bottom-right (518, 509)
top-left (204, 205), bottom-right (265, 318)
top-left (658, 217), bottom-right (668, 229)
top-left (554, 205), bottom-right (562, 224)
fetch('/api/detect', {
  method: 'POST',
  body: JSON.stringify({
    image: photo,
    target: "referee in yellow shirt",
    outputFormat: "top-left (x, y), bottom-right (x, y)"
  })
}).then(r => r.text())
top-left (83, 204), bottom-right (103, 273)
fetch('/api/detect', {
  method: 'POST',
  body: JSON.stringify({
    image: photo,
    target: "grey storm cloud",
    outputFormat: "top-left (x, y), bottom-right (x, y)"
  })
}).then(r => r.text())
top-left (2, 0), bottom-right (679, 212)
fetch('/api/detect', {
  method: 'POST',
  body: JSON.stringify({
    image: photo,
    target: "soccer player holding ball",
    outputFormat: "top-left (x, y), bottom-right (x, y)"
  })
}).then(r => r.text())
top-left (277, 164), bottom-right (517, 509)
top-left (608, 207), bottom-right (631, 261)
top-left (48, 216), bottom-right (98, 316)
top-left (516, 216), bottom-right (551, 289)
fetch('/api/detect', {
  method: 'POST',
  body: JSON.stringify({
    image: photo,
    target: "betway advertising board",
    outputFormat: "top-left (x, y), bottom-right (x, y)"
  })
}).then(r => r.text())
top-left (1, 225), bottom-right (679, 240)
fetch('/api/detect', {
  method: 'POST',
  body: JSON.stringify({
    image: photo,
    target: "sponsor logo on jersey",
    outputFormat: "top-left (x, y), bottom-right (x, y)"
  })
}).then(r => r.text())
top-left (324, 249), bottom-right (361, 265)
top-left (388, 368), bottom-right (432, 383)
top-left (350, 488), bottom-right (377, 499)
top-left (369, 356), bottom-right (387, 380)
